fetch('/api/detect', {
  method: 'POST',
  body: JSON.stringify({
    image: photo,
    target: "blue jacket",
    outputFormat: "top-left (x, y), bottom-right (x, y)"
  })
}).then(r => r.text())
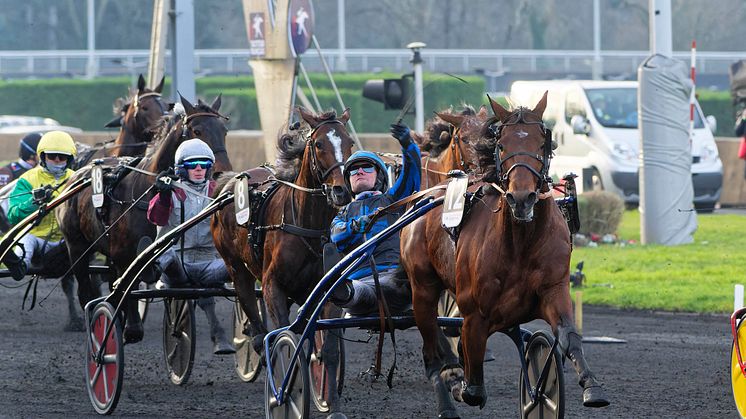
top-left (330, 142), bottom-right (421, 279)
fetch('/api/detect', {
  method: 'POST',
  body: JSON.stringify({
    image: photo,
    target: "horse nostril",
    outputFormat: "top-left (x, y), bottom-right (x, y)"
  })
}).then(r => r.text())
top-left (527, 191), bottom-right (538, 206)
top-left (505, 193), bottom-right (516, 207)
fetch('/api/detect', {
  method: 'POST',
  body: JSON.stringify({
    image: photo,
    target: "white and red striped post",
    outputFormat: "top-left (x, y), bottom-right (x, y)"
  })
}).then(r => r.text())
top-left (689, 40), bottom-right (697, 147)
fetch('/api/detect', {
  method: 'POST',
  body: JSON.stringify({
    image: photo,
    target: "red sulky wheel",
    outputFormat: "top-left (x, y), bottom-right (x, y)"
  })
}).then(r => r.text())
top-left (85, 301), bottom-right (125, 415)
top-left (308, 329), bottom-right (345, 412)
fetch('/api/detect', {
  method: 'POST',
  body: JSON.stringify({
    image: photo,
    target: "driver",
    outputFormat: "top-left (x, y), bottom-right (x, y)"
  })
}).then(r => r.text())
top-left (3, 131), bottom-right (77, 280)
top-left (329, 122), bottom-right (421, 315)
top-left (146, 138), bottom-right (234, 355)
top-left (0, 132), bottom-right (42, 187)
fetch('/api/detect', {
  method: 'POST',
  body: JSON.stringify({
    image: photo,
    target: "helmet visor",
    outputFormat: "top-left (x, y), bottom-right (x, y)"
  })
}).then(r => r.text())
top-left (182, 159), bottom-right (213, 170)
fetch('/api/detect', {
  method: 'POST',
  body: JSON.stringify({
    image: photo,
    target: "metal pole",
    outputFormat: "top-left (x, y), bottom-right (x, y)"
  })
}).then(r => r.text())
top-left (172, 0), bottom-right (196, 102)
top-left (649, 0), bottom-right (673, 57)
top-left (592, 0), bottom-right (602, 80)
top-left (408, 42), bottom-right (426, 133)
top-left (337, 0), bottom-right (347, 72)
top-left (148, 0), bottom-right (170, 88)
top-left (85, 0), bottom-right (96, 79)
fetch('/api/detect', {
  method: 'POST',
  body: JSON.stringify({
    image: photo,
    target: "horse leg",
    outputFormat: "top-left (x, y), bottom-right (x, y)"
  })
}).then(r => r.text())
top-left (412, 279), bottom-right (462, 419)
top-left (61, 274), bottom-right (85, 332)
top-left (460, 313), bottom-right (489, 409)
top-left (541, 286), bottom-right (610, 408)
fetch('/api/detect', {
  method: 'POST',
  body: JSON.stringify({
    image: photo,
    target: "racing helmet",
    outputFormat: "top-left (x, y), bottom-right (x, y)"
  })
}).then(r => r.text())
top-left (342, 150), bottom-right (389, 194)
top-left (19, 132), bottom-right (42, 160)
top-left (174, 138), bottom-right (215, 180)
top-left (37, 131), bottom-right (77, 169)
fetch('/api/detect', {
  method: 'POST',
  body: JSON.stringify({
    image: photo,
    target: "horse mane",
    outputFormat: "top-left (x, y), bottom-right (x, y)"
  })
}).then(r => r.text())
top-left (417, 105), bottom-right (477, 158)
top-left (274, 109), bottom-right (340, 181)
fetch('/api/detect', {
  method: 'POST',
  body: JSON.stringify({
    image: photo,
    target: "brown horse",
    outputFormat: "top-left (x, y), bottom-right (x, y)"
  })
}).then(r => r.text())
top-left (211, 107), bottom-right (353, 411)
top-left (416, 105), bottom-right (487, 188)
top-left (400, 93), bottom-right (609, 418)
top-left (104, 74), bottom-right (169, 157)
top-left (56, 95), bottom-right (231, 339)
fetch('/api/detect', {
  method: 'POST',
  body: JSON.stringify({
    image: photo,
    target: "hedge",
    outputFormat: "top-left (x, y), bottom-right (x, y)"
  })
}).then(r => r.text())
top-left (0, 75), bottom-right (736, 136)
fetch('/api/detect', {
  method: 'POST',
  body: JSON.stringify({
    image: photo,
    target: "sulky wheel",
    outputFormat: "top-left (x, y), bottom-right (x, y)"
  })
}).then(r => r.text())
top-left (234, 298), bottom-right (267, 382)
top-left (308, 329), bottom-right (345, 412)
top-left (732, 311), bottom-right (746, 417)
top-left (438, 290), bottom-right (461, 357)
top-left (519, 330), bottom-right (565, 419)
top-left (85, 301), bottom-right (125, 415)
top-left (265, 331), bottom-right (310, 419)
top-left (162, 298), bottom-right (196, 385)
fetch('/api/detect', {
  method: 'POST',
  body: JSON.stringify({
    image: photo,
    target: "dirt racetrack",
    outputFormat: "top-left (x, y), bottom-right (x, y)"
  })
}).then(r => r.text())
top-left (0, 278), bottom-right (738, 418)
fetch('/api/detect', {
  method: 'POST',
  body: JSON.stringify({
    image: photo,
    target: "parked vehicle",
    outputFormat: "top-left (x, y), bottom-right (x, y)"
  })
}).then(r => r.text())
top-left (0, 115), bottom-right (82, 134)
top-left (509, 80), bottom-right (723, 209)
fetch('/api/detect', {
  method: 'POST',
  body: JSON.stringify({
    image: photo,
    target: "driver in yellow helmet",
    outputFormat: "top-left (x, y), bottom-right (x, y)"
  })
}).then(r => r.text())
top-left (3, 131), bottom-right (77, 280)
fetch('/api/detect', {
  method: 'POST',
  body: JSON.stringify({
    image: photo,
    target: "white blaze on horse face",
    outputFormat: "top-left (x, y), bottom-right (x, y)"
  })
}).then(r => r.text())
top-left (516, 129), bottom-right (529, 138)
top-left (327, 129), bottom-right (344, 163)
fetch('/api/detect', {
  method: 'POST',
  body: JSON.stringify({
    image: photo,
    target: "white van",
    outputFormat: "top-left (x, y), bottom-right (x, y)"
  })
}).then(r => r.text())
top-left (509, 80), bottom-right (723, 209)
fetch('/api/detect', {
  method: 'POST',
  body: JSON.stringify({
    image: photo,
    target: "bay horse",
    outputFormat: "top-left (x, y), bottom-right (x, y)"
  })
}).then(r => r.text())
top-left (104, 74), bottom-right (169, 157)
top-left (416, 105), bottom-right (487, 188)
top-left (400, 93), bottom-right (609, 418)
top-left (211, 107), bottom-right (353, 412)
top-left (56, 94), bottom-right (231, 340)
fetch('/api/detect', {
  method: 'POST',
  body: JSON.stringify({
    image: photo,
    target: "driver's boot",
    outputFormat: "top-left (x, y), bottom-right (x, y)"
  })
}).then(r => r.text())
top-left (198, 297), bottom-right (235, 355)
top-left (123, 299), bottom-right (144, 343)
top-left (3, 249), bottom-right (27, 281)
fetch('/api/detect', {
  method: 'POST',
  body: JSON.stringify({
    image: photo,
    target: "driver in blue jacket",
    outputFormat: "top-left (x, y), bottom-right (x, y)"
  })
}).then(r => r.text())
top-left (329, 123), bottom-right (421, 315)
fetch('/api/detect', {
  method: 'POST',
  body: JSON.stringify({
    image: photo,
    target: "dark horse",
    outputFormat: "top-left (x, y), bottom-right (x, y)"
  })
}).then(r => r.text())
top-left (416, 105), bottom-right (487, 188)
top-left (400, 93), bottom-right (609, 418)
top-left (104, 74), bottom-right (170, 157)
top-left (211, 107), bottom-right (353, 412)
top-left (56, 95), bottom-right (231, 339)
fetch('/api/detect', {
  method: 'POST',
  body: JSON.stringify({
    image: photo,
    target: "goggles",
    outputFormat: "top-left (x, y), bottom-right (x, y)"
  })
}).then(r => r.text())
top-left (182, 159), bottom-right (213, 170)
top-left (348, 165), bottom-right (376, 176)
top-left (44, 152), bottom-right (71, 161)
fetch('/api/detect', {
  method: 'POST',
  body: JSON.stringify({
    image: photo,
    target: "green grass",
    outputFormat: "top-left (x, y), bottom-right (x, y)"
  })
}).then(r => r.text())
top-left (571, 210), bottom-right (745, 314)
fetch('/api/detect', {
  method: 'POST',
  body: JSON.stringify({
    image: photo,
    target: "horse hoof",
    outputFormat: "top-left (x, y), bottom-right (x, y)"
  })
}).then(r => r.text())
top-left (123, 324), bottom-right (144, 344)
top-left (64, 319), bottom-right (86, 332)
top-left (437, 408), bottom-right (460, 419)
top-left (439, 367), bottom-right (465, 403)
top-left (461, 385), bottom-right (487, 409)
top-left (325, 413), bottom-right (348, 419)
top-left (583, 385), bottom-right (610, 408)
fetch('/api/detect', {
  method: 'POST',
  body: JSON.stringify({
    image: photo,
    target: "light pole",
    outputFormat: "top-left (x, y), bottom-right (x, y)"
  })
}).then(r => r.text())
top-left (407, 41), bottom-right (426, 133)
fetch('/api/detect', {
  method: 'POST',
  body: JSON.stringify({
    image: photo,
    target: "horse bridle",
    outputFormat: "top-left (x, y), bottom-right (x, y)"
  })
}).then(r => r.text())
top-left (132, 91), bottom-right (166, 119)
top-left (178, 111), bottom-right (230, 155)
top-left (306, 119), bottom-right (347, 186)
top-left (449, 124), bottom-right (468, 171)
top-left (491, 107), bottom-right (553, 191)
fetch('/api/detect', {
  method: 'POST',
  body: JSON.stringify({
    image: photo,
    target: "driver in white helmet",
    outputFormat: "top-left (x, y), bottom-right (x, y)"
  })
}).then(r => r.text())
top-left (146, 138), bottom-right (234, 355)
top-left (3, 131), bottom-right (77, 280)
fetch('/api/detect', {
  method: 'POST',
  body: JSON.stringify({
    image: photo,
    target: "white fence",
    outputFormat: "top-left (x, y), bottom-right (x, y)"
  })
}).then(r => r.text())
top-left (0, 48), bottom-right (744, 79)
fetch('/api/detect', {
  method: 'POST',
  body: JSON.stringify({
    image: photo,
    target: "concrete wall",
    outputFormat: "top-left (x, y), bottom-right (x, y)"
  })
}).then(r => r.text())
top-left (1, 132), bottom-right (743, 205)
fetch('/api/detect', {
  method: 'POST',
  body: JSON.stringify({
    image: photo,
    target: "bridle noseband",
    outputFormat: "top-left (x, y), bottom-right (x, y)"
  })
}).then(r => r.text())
top-left (490, 108), bottom-right (553, 191)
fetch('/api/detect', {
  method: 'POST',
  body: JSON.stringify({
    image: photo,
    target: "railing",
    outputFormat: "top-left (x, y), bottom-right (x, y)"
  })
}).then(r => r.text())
top-left (0, 48), bottom-right (744, 79)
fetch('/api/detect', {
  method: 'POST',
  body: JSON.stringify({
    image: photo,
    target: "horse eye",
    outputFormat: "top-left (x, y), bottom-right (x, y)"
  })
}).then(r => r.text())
top-left (142, 106), bottom-right (149, 111)
top-left (315, 142), bottom-right (322, 149)
top-left (193, 129), bottom-right (201, 136)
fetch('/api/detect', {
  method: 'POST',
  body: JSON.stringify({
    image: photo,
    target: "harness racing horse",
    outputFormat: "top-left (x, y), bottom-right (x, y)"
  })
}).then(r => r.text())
top-left (417, 105), bottom-right (487, 188)
top-left (57, 94), bottom-right (231, 341)
top-left (104, 74), bottom-right (169, 157)
top-left (211, 107), bottom-right (352, 413)
top-left (400, 93), bottom-right (609, 418)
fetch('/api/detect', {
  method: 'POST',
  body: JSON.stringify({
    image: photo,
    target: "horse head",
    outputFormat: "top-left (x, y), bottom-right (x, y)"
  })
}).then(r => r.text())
top-left (487, 92), bottom-right (552, 222)
top-left (434, 105), bottom-right (489, 174)
top-left (298, 107), bottom-right (353, 207)
top-left (177, 94), bottom-right (232, 173)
